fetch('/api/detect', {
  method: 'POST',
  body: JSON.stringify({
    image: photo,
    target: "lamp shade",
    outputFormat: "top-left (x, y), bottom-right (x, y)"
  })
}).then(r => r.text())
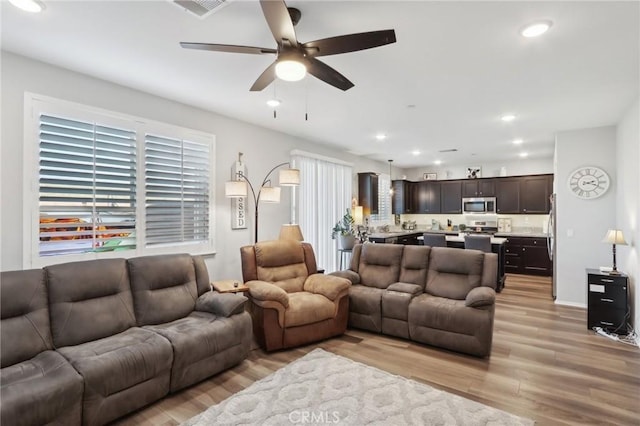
top-left (225, 180), bottom-right (247, 198)
top-left (352, 206), bottom-right (364, 225)
top-left (260, 186), bottom-right (281, 203)
top-left (279, 224), bottom-right (304, 241)
top-left (602, 229), bottom-right (628, 245)
top-left (279, 168), bottom-right (300, 186)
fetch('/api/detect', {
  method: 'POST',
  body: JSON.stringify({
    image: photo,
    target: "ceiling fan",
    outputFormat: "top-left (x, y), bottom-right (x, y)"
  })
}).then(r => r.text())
top-left (180, 0), bottom-right (396, 91)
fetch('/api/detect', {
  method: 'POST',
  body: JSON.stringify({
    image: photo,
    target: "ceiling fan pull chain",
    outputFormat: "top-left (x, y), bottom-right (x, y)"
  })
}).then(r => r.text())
top-left (305, 78), bottom-right (309, 121)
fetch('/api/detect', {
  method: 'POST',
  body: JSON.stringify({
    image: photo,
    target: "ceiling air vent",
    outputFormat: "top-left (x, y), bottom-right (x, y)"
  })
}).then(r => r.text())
top-left (173, 0), bottom-right (233, 19)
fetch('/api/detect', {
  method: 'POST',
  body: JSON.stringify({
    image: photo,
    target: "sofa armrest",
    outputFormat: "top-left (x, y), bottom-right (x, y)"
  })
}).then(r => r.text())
top-left (195, 291), bottom-right (247, 317)
top-left (304, 274), bottom-right (351, 301)
top-left (329, 270), bottom-right (360, 285)
top-left (387, 282), bottom-right (423, 296)
top-left (465, 287), bottom-right (496, 308)
top-left (481, 253), bottom-right (498, 289)
top-left (246, 280), bottom-right (289, 308)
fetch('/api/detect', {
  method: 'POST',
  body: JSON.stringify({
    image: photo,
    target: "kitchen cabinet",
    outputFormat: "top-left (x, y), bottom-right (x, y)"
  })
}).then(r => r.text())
top-left (440, 181), bottom-right (462, 213)
top-left (504, 237), bottom-right (552, 276)
top-left (392, 180), bottom-right (417, 214)
top-left (462, 179), bottom-right (495, 197)
top-left (520, 175), bottom-right (551, 213)
top-left (418, 181), bottom-right (441, 214)
top-left (495, 179), bottom-right (520, 214)
top-left (358, 172), bottom-right (378, 215)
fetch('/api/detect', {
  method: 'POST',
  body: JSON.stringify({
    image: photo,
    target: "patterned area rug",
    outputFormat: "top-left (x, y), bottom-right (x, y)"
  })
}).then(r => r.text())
top-left (183, 349), bottom-right (534, 425)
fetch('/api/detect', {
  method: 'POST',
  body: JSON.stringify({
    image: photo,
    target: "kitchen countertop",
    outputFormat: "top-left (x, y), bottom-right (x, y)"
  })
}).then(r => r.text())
top-left (368, 230), bottom-right (547, 240)
top-left (417, 235), bottom-right (507, 244)
top-left (495, 232), bottom-right (548, 238)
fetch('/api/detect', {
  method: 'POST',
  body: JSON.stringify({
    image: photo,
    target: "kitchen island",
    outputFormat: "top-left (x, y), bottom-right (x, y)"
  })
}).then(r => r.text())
top-left (366, 231), bottom-right (506, 292)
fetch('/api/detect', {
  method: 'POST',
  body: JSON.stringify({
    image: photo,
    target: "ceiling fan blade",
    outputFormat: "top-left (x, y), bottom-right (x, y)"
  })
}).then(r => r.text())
top-left (180, 42), bottom-right (277, 55)
top-left (303, 29), bottom-right (396, 57)
top-left (260, 0), bottom-right (298, 47)
top-left (304, 57), bottom-right (354, 91)
top-left (250, 62), bottom-right (278, 91)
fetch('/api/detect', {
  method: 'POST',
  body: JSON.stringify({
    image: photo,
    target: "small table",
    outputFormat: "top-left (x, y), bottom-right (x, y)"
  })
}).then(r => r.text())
top-left (211, 280), bottom-right (250, 294)
top-left (337, 248), bottom-right (352, 270)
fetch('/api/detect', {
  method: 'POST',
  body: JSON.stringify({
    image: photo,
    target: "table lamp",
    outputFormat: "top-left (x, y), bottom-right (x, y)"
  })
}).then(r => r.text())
top-left (602, 229), bottom-right (627, 274)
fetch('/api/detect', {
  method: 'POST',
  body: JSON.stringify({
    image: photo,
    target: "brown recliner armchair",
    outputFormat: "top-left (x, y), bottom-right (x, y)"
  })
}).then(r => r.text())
top-left (240, 240), bottom-right (351, 351)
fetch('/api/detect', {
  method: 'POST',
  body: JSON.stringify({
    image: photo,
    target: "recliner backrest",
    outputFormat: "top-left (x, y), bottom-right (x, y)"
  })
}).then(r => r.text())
top-left (398, 245), bottom-right (431, 288)
top-left (128, 254), bottom-right (199, 326)
top-left (243, 240), bottom-right (314, 293)
top-left (358, 243), bottom-right (404, 289)
top-left (426, 247), bottom-right (484, 300)
top-left (0, 269), bottom-right (52, 368)
top-left (46, 258), bottom-right (136, 348)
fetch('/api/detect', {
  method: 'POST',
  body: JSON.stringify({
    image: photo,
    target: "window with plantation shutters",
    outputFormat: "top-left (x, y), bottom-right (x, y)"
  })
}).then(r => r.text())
top-left (144, 135), bottom-right (210, 246)
top-left (38, 114), bottom-right (137, 256)
top-left (26, 94), bottom-right (216, 268)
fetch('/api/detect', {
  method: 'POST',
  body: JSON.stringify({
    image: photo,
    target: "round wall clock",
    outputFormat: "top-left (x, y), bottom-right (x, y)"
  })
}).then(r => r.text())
top-left (567, 166), bottom-right (610, 199)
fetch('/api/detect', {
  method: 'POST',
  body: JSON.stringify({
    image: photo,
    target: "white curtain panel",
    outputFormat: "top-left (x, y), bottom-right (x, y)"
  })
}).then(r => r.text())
top-left (293, 154), bottom-right (352, 272)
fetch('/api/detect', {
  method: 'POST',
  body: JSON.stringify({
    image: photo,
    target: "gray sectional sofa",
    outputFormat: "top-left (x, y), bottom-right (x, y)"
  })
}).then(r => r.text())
top-left (0, 254), bottom-right (252, 426)
top-left (332, 243), bottom-right (498, 357)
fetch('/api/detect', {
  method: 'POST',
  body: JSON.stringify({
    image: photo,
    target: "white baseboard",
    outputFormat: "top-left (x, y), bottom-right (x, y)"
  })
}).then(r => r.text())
top-left (554, 299), bottom-right (587, 309)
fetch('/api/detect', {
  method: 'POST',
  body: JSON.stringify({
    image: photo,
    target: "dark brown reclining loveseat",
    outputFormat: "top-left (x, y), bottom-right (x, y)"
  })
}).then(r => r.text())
top-left (332, 243), bottom-right (498, 357)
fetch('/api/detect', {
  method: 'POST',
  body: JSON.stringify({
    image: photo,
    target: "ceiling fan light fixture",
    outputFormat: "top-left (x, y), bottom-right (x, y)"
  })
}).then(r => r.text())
top-left (521, 21), bottom-right (552, 38)
top-left (8, 0), bottom-right (43, 12)
top-left (275, 60), bottom-right (306, 82)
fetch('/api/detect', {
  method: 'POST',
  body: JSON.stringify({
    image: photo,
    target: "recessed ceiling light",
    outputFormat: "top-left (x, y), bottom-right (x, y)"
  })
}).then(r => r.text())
top-left (8, 0), bottom-right (43, 12)
top-left (512, 139), bottom-right (524, 145)
top-left (411, 150), bottom-right (421, 156)
top-left (375, 133), bottom-right (387, 141)
top-left (519, 152), bottom-right (529, 158)
top-left (501, 114), bottom-right (516, 122)
top-left (266, 99), bottom-right (281, 108)
top-left (434, 160), bottom-right (442, 165)
top-left (521, 21), bottom-right (552, 38)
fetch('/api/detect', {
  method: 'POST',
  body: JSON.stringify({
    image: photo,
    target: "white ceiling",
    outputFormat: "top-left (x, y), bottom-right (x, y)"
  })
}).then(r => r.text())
top-left (2, 1), bottom-right (638, 168)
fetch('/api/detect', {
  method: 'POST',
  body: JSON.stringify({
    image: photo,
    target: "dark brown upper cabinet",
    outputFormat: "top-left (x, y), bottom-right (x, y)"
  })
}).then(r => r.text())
top-left (462, 179), bottom-right (496, 197)
top-left (495, 179), bottom-right (520, 214)
top-left (520, 175), bottom-right (551, 213)
top-left (418, 181), bottom-right (441, 214)
top-left (358, 172), bottom-right (378, 215)
top-left (440, 180), bottom-right (462, 213)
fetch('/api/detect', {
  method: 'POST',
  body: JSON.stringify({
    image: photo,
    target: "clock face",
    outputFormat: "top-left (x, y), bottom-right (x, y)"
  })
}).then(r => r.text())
top-left (567, 166), bottom-right (610, 199)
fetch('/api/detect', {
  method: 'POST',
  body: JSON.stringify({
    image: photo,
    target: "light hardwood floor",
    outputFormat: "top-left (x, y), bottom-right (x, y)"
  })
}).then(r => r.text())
top-left (114, 275), bottom-right (640, 426)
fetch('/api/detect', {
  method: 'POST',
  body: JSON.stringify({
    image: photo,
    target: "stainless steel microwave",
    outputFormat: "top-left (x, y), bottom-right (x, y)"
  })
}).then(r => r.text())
top-left (462, 197), bottom-right (497, 214)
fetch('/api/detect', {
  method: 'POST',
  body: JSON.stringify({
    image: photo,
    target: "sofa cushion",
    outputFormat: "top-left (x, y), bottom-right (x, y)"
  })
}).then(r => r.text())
top-left (387, 282), bottom-right (423, 295)
top-left (127, 254), bottom-right (199, 326)
top-left (46, 258), bottom-right (136, 348)
top-left (0, 350), bottom-right (83, 426)
top-left (348, 285), bottom-right (384, 332)
top-left (1, 269), bottom-right (52, 368)
top-left (409, 294), bottom-right (486, 335)
top-left (57, 327), bottom-right (173, 398)
top-left (425, 247), bottom-right (484, 300)
top-left (145, 311), bottom-right (251, 391)
top-left (193, 255), bottom-right (213, 296)
top-left (358, 243), bottom-right (404, 289)
top-left (284, 292), bottom-right (336, 327)
top-left (398, 245), bottom-right (431, 288)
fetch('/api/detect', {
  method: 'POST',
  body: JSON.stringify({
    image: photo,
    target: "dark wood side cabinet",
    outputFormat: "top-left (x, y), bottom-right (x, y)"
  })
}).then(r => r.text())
top-left (504, 237), bottom-right (552, 276)
top-left (358, 172), bottom-right (378, 215)
top-left (587, 269), bottom-right (628, 334)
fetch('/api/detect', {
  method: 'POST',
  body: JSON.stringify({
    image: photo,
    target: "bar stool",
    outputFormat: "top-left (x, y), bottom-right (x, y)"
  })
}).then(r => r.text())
top-left (464, 235), bottom-right (492, 253)
top-left (423, 233), bottom-right (447, 247)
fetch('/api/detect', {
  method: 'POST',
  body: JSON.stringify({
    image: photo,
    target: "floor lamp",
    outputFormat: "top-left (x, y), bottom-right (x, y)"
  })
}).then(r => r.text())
top-left (225, 153), bottom-right (300, 243)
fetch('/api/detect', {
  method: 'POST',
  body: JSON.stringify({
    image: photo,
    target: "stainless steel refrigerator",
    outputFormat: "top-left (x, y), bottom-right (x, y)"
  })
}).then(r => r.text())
top-left (547, 193), bottom-right (557, 299)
